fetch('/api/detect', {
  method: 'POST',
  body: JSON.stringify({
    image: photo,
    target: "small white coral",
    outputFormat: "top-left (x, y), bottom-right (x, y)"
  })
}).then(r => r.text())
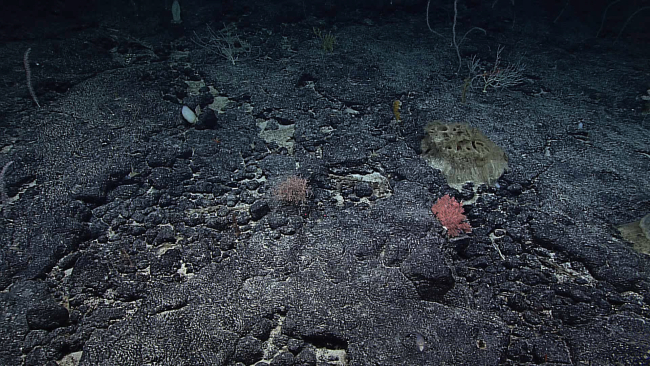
top-left (642, 89), bottom-right (650, 114)
top-left (642, 89), bottom-right (650, 101)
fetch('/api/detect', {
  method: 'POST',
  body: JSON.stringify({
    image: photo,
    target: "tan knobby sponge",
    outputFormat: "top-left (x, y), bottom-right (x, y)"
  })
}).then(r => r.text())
top-left (618, 213), bottom-right (650, 256)
top-left (420, 121), bottom-right (508, 186)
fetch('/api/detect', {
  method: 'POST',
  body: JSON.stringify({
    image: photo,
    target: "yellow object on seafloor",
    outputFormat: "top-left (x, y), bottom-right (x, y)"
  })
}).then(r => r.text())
top-left (392, 100), bottom-right (401, 122)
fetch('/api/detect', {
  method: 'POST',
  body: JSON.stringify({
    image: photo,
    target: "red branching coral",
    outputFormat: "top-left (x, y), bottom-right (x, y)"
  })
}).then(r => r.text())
top-left (431, 195), bottom-right (472, 238)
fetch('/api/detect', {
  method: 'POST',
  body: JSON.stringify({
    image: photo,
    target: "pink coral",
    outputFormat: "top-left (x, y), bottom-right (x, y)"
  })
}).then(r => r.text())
top-left (431, 195), bottom-right (472, 238)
